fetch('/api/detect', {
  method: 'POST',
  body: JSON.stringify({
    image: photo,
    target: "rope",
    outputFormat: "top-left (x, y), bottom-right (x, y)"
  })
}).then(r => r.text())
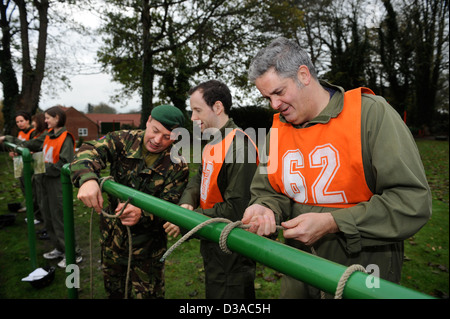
top-left (89, 176), bottom-right (133, 299)
top-left (334, 264), bottom-right (367, 299)
top-left (91, 179), bottom-right (367, 300)
top-left (160, 217), bottom-right (283, 262)
top-left (219, 220), bottom-right (249, 253)
top-left (160, 215), bottom-right (367, 300)
top-left (306, 245), bottom-right (368, 299)
top-left (89, 208), bottom-right (94, 299)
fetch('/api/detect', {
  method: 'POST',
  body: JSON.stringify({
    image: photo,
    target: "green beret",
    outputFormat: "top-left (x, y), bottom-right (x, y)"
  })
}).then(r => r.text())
top-left (151, 104), bottom-right (185, 131)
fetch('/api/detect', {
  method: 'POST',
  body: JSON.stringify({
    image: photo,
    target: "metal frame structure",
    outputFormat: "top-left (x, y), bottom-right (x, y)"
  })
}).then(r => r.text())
top-left (60, 164), bottom-right (433, 299)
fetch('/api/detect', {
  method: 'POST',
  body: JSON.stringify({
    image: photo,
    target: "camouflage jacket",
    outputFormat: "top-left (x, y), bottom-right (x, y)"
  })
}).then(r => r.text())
top-left (71, 129), bottom-right (189, 259)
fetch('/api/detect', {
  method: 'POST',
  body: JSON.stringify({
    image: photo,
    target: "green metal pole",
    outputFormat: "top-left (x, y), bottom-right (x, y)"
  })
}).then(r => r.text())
top-left (61, 164), bottom-right (78, 299)
top-left (100, 178), bottom-right (433, 299)
top-left (4, 142), bottom-right (37, 270)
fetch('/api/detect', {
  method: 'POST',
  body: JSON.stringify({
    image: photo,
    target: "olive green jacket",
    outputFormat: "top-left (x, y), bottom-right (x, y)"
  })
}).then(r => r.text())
top-left (251, 82), bottom-right (432, 257)
top-left (6, 128), bottom-right (69, 177)
top-left (179, 119), bottom-right (258, 222)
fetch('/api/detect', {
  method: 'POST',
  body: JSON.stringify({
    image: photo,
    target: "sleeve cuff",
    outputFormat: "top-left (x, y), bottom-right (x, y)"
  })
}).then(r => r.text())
top-left (79, 173), bottom-right (99, 187)
top-left (331, 208), bottom-right (362, 254)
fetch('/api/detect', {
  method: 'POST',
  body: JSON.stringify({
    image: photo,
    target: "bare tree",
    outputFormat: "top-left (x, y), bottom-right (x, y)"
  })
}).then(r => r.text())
top-left (0, 0), bottom-right (48, 134)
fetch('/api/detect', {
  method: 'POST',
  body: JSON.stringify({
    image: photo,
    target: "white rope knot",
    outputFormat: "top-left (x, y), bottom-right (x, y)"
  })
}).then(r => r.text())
top-left (334, 264), bottom-right (367, 299)
top-left (161, 217), bottom-right (250, 262)
top-left (219, 220), bottom-right (248, 254)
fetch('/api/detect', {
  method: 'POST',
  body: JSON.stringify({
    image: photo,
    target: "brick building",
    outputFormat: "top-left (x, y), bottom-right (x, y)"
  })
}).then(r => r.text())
top-left (60, 106), bottom-right (99, 144)
top-left (85, 113), bottom-right (141, 135)
top-left (57, 106), bottom-right (142, 145)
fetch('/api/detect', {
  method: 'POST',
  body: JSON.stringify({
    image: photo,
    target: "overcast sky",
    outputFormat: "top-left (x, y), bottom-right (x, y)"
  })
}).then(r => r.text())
top-left (38, 4), bottom-right (142, 114)
top-left (0, 3), bottom-right (141, 115)
top-left (39, 72), bottom-right (142, 114)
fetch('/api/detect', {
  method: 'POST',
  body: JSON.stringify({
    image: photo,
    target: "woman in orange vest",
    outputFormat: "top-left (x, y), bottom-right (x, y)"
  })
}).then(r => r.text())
top-left (40, 106), bottom-right (81, 268)
top-left (28, 113), bottom-right (49, 236)
top-left (0, 111), bottom-right (35, 213)
top-left (0, 111), bottom-right (35, 156)
top-left (16, 111), bottom-right (35, 142)
top-left (0, 112), bottom-right (47, 145)
top-left (31, 113), bottom-right (48, 140)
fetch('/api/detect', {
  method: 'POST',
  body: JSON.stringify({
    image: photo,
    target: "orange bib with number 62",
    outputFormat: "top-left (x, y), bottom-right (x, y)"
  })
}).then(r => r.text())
top-left (268, 87), bottom-right (374, 208)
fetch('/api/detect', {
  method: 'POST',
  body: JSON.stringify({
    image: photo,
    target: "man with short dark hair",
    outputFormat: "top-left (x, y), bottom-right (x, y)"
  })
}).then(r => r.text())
top-left (165, 80), bottom-right (259, 299)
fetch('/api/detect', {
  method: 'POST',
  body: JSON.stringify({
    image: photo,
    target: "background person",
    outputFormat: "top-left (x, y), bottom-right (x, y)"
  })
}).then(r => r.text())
top-left (40, 106), bottom-right (81, 268)
top-left (29, 113), bottom-right (49, 237)
top-left (0, 111), bottom-right (35, 214)
top-left (0, 112), bottom-right (49, 229)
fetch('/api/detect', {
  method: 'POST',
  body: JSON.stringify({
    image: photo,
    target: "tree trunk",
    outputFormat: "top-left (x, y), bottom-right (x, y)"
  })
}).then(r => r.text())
top-left (0, 0), bottom-right (49, 134)
top-left (140, 0), bottom-right (152, 128)
top-left (16, 0), bottom-right (49, 115)
top-left (0, 1), bottom-right (20, 134)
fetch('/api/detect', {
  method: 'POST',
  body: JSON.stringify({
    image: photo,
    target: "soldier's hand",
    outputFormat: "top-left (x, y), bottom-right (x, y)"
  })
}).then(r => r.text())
top-left (163, 222), bottom-right (180, 238)
top-left (242, 204), bottom-right (277, 236)
top-left (180, 203), bottom-right (194, 211)
top-left (77, 180), bottom-right (103, 213)
top-left (116, 202), bottom-right (142, 226)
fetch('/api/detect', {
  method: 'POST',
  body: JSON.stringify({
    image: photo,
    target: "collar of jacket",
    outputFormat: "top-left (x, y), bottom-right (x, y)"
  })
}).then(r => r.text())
top-left (47, 127), bottom-right (67, 138)
top-left (207, 118), bottom-right (238, 145)
top-left (124, 130), bottom-right (172, 176)
top-left (279, 80), bottom-right (345, 128)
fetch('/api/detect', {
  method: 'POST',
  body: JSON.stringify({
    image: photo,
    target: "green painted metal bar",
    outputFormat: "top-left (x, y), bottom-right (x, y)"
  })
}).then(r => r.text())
top-left (93, 176), bottom-right (433, 299)
top-left (4, 142), bottom-right (37, 270)
top-left (61, 164), bottom-right (78, 299)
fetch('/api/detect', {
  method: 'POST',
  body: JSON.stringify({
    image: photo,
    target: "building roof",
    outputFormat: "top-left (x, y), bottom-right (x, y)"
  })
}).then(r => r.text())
top-left (59, 106), bottom-right (98, 126)
top-left (55, 105), bottom-right (142, 128)
top-left (85, 113), bottom-right (141, 128)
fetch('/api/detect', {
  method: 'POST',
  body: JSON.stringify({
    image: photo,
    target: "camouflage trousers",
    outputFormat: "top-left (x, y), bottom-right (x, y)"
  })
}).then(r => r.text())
top-left (99, 208), bottom-right (168, 299)
top-left (101, 244), bottom-right (165, 299)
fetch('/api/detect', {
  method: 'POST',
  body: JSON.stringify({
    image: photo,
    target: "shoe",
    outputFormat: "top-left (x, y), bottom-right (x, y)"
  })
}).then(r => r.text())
top-left (57, 256), bottom-right (83, 268)
top-left (43, 248), bottom-right (64, 260)
top-left (38, 231), bottom-right (49, 240)
top-left (17, 207), bottom-right (26, 213)
top-left (24, 218), bottom-right (41, 225)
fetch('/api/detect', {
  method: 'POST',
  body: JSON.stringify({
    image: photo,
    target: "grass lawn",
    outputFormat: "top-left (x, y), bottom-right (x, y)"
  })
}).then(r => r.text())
top-left (0, 138), bottom-right (448, 299)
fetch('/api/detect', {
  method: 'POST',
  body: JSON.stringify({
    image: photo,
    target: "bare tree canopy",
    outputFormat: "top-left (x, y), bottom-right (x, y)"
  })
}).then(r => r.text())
top-left (1, 0), bottom-right (448, 134)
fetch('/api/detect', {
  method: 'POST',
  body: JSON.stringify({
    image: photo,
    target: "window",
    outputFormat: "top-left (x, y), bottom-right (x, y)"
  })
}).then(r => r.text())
top-left (78, 128), bottom-right (88, 137)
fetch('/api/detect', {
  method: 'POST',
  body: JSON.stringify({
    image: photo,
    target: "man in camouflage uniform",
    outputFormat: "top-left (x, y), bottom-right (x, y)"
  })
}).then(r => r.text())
top-left (71, 104), bottom-right (189, 299)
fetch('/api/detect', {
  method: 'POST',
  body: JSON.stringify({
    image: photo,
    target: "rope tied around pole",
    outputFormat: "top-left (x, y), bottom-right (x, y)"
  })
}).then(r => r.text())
top-left (160, 217), bottom-right (284, 262)
top-left (334, 264), bottom-right (367, 299)
top-left (89, 176), bottom-right (133, 299)
top-left (160, 215), bottom-right (368, 299)
top-left (94, 177), bottom-right (370, 299)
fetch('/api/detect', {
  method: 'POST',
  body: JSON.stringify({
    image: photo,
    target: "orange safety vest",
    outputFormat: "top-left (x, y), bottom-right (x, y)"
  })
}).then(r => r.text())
top-left (43, 129), bottom-right (75, 164)
top-left (200, 128), bottom-right (258, 209)
top-left (33, 129), bottom-right (48, 140)
top-left (17, 128), bottom-right (35, 141)
top-left (268, 87), bottom-right (374, 208)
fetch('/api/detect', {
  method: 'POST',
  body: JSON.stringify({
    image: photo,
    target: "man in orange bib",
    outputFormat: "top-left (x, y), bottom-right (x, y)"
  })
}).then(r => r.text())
top-left (165, 80), bottom-right (259, 299)
top-left (242, 37), bottom-right (432, 298)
